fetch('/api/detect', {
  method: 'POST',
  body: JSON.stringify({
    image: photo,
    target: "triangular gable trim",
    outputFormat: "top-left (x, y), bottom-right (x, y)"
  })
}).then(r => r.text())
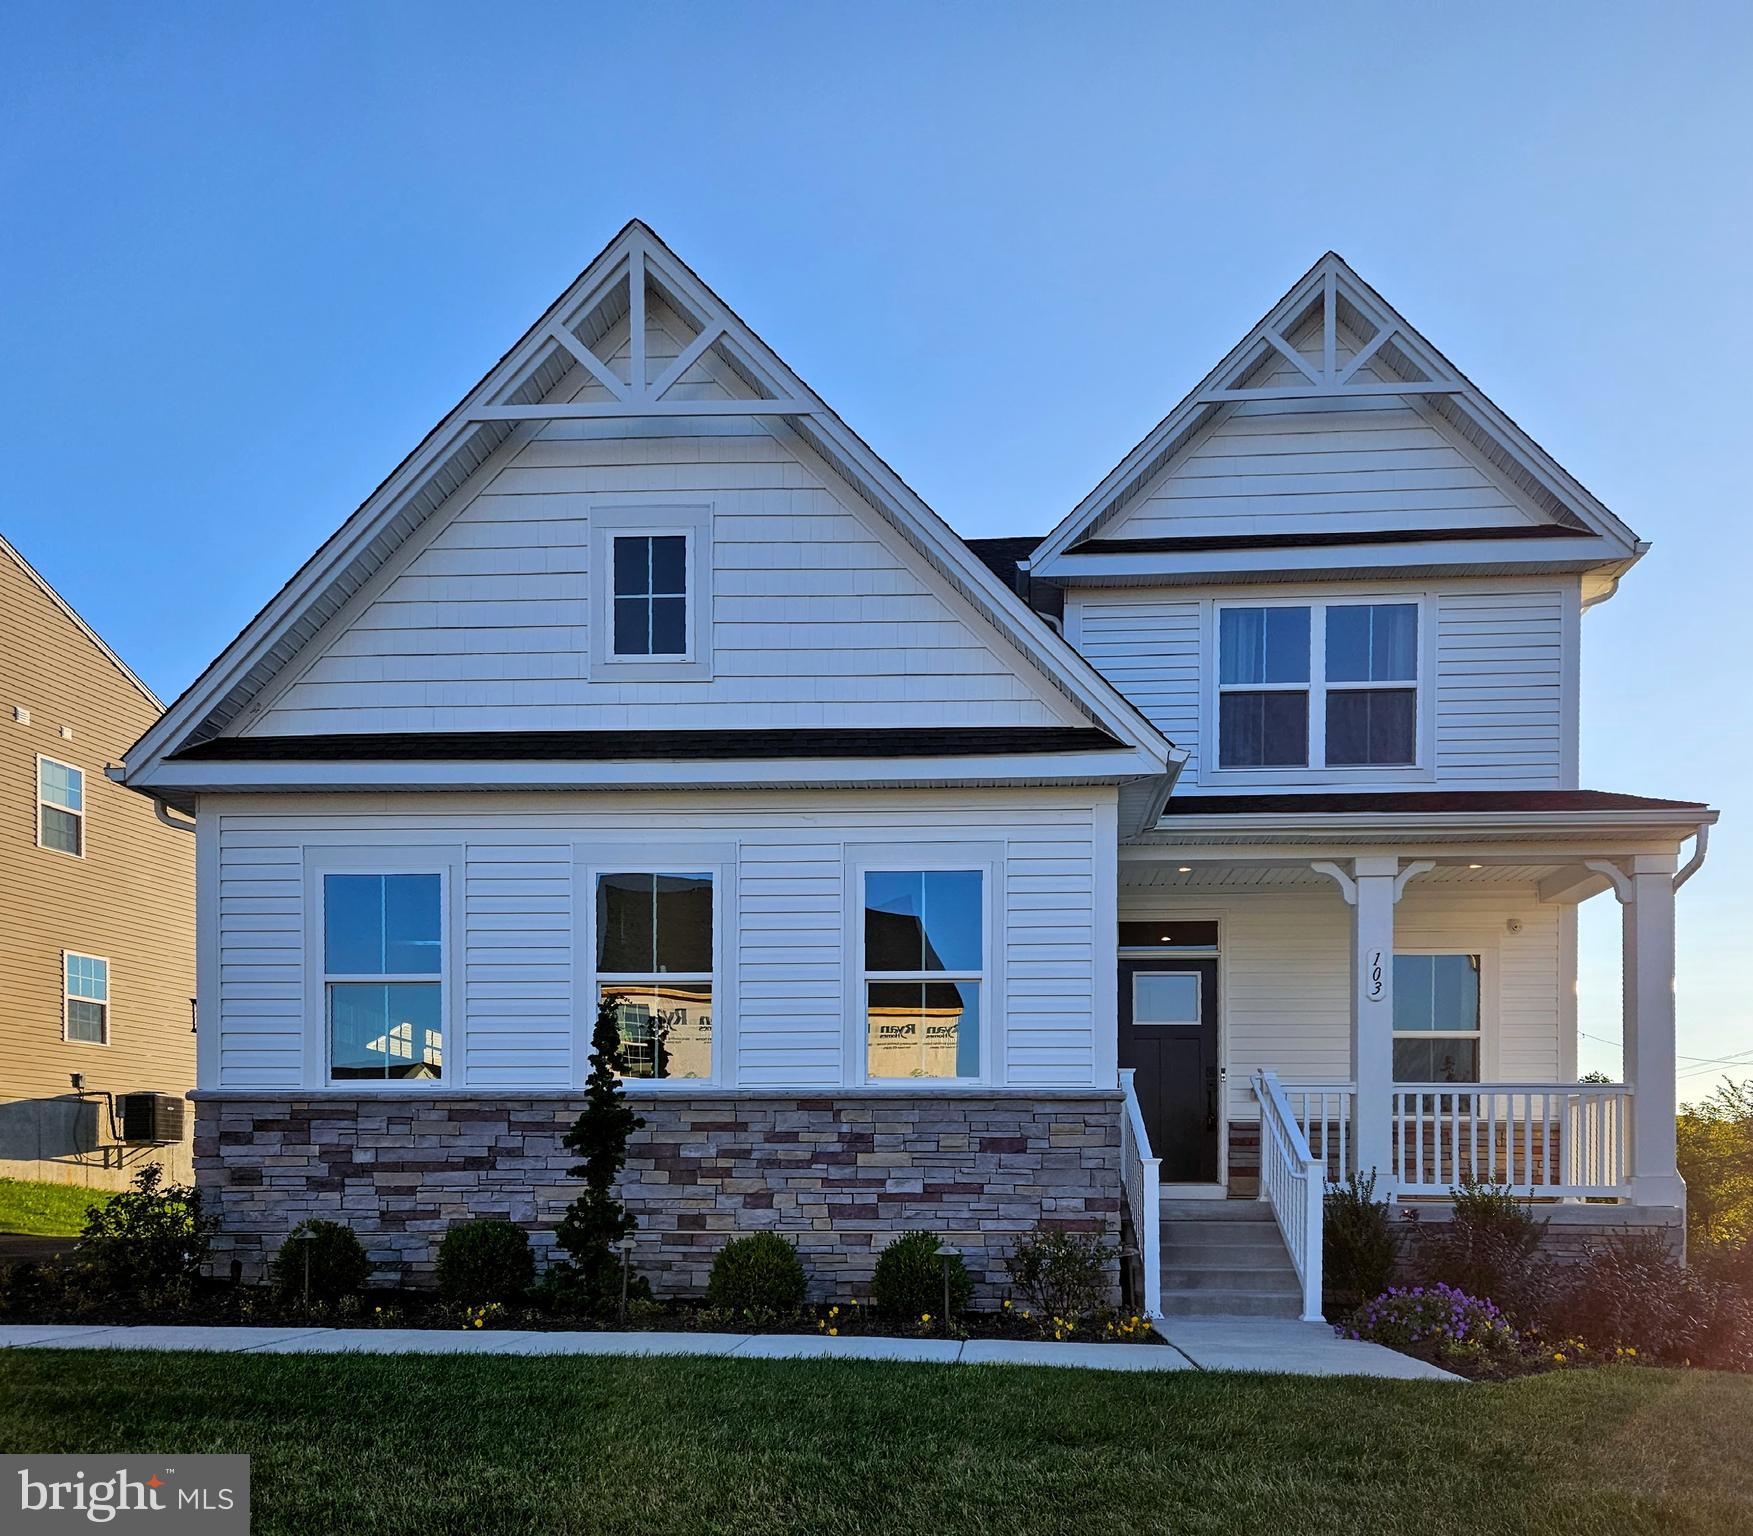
top-left (124, 222), bottom-right (1169, 783)
top-left (1031, 253), bottom-right (1641, 572)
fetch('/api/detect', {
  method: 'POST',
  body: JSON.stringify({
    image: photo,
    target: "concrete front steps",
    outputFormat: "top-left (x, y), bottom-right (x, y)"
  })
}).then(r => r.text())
top-left (1158, 1199), bottom-right (1304, 1319)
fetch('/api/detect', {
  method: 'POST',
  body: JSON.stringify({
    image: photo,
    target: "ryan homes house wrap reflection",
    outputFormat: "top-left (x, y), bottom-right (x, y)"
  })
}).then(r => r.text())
top-left (118, 228), bottom-right (1716, 1317)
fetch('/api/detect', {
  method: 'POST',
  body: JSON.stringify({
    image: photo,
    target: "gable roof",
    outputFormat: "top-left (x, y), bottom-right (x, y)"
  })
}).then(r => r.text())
top-left (1, 532), bottom-right (162, 711)
top-left (121, 222), bottom-right (1170, 793)
top-left (1029, 253), bottom-right (1644, 580)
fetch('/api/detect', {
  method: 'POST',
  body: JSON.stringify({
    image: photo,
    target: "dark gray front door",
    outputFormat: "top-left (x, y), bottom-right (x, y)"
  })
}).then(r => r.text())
top-left (1118, 959), bottom-right (1219, 1182)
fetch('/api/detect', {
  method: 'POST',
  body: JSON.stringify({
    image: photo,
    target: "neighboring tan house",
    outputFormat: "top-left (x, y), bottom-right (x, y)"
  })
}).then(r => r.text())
top-left (118, 226), bottom-right (1716, 1317)
top-left (1, 535), bottom-right (196, 1188)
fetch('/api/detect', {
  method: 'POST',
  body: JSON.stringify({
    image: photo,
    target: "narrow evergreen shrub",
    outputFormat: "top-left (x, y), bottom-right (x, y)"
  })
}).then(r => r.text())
top-left (1322, 1170), bottom-right (1398, 1319)
top-left (73, 1163), bottom-right (216, 1298)
top-left (707, 1232), bottom-right (807, 1315)
top-left (436, 1219), bottom-right (535, 1305)
top-left (871, 1231), bottom-right (971, 1321)
top-left (1004, 1223), bottom-right (1116, 1324)
top-left (1420, 1179), bottom-right (1552, 1327)
top-left (271, 1219), bottom-right (371, 1304)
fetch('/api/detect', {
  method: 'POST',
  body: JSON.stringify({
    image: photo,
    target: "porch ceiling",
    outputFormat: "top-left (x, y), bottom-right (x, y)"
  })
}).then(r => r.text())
top-left (1120, 860), bottom-right (1569, 890)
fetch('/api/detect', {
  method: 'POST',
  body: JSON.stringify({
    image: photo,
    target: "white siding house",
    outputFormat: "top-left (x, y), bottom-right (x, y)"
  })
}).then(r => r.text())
top-left (123, 231), bottom-right (1715, 1317)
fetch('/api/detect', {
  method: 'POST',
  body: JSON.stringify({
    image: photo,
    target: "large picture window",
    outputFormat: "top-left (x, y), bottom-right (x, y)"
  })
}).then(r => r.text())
top-left (1392, 953), bottom-right (1481, 1083)
top-left (597, 872), bottom-right (714, 1081)
top-left (1216, 600), bottom-right (1419, 770)
top-left (863, 869), bottom-right (983, 1081)
top-left (38, 756), bottom-right (84, 856)
top-left (325, 873), bottom-right (444, 1080)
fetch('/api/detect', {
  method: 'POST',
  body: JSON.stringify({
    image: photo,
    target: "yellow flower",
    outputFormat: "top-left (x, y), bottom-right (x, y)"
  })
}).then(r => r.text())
top-left (817, 1320), bottom-right (826, 1330)
top-left (1002, 1299), bottom-right (1012, 1309)
top-left (1627, 1347), bottom-right (1637, 1357)
top-left (828, 1328), bottom-right (839, 1337)
top-left (1553, 1352), bottom-right (1565, 1363)
top-left (829, 1306), bottom-right (839, 1317)
top-left (921, 1313), bottom-right (932, 1324)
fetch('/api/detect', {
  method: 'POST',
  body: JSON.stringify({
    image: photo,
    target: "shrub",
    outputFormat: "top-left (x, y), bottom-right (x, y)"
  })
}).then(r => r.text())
top-left (1004, 1223), bottom-right (1116, 1324)
top-left (707, 1232), bottom-right (808, 1316)
top-left (73, 1164), bottom-right (215, 1298)
top-left (546, 993), bottom-right (646, 1314)
top-left (271, 1219), bottom-right (371, 1305)
top-left (436, 1219), bottom-right (535, 1305)
top-left (1342, 1283), bottom-right (1521, 1367)
top-left (1323, 1171), bottom-right (1398, 1319)
top-left (871, 1231), bottom-right (971, 1323)
top-left (1419, 1180), bottom-right (1552, 1328)
top-left (1559, 1234), bottom-right (1753, 1371)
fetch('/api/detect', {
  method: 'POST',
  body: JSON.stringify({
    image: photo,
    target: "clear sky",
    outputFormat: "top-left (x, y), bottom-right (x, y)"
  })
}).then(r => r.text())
top-left (3, 2), bottom-right (1748, 1091)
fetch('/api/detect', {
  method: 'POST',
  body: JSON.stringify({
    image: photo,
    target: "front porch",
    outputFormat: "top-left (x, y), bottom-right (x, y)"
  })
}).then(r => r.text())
top-left (1113, 791), bottom-right (1714, 1318)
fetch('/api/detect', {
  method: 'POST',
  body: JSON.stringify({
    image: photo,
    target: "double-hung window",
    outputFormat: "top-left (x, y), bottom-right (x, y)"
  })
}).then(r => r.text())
top-left (863, 870), bottom-right (984, 1081)
top-left (324, 873), bottom-right (444, 1080)
top-left (64, 952), bottom-right (109, 1044)
top-left (1392, 953), bottom-right (1482, 1083)
top-left (612, 535), bottom-right (687, 657)
top-left (1216, 600), bottom-right (1419, 770)
top-left (596, 872), bottom-right (714, 1081)
top-left (38, 757), bottom-right (84, 855)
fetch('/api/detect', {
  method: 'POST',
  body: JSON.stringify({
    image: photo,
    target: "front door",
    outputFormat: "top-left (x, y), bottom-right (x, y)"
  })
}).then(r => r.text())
top-left (1118, 959), bottom-right (1219, 1182)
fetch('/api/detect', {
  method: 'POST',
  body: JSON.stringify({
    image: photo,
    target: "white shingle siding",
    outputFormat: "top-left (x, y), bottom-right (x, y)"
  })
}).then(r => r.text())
top-left (205, 789), bottom-right (1114, 1094)
top-left (248, 427), bottom-right (1074, 736)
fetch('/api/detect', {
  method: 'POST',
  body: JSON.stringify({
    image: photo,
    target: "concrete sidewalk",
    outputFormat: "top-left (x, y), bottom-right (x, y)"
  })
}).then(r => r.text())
top-left (0, 1321), bottom-right (1455, 1378)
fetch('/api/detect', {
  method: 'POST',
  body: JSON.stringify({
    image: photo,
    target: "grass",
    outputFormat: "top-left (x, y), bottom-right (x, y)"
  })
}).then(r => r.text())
top-left (0, 1176), bottom-right (109, 1236)
top-left (1, 1352), bottom-right (1750, 1534)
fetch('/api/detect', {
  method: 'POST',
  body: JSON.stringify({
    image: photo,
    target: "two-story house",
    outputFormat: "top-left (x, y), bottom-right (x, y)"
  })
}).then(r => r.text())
top-left (117, 227), bottom-right (1715, 1317)
top-left (1, 534), bottom-right (197, 1188)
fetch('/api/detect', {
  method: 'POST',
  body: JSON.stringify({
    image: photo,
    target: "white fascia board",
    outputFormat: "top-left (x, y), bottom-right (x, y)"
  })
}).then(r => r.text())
top-left (1128, 806), bottom-right (1719, 846)
top-left (1034, 535), bottom-right (1627, 584)
top-left (132, 748), bottom-right (1161, 795)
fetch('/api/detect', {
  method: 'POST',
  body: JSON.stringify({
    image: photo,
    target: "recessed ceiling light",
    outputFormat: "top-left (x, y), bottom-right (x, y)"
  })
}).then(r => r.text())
top-left (1468, 864), bottom-right (1483, 870)
top-left (1177, 866), bottom-right (1192, 874)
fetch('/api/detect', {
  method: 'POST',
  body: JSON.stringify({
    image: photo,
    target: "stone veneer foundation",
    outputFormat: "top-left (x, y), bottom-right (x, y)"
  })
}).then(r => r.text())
top-left (195, 1091), bottom-right (1125, 1304)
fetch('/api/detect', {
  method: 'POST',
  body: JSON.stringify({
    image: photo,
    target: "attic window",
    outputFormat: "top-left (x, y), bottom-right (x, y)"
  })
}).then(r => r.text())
top-left (613, 535), bottom-right (688, 657)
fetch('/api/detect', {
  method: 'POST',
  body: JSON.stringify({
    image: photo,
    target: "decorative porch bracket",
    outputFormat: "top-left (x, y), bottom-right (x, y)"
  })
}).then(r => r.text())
top-left (1584, 855), bottom-right (1687, 1207)
top-left (1312, 857), bottom-right (1434, 1192)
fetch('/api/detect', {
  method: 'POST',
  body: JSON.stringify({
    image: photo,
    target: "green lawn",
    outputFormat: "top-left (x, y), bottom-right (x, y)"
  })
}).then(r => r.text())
top-left (0, 1176), bottom-right (109, 1236)
top-left (1, 1352), bottom-right (1749, 1534)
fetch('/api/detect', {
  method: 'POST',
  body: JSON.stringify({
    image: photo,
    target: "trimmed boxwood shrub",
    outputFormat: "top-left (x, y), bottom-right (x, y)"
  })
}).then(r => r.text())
top-left (707, 1232), bottom-right (807, 1315)
top-left (436, 1219), bottom-right (535, 1305)
top-left (871, 1231), bottom-right (971, 1322)
top-left (271, 1219), bottom-right (370, 1304)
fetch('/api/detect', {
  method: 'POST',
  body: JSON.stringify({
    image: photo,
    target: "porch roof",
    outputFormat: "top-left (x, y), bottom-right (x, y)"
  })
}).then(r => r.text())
top-left (1160, 790), bottom-right (1710, 818)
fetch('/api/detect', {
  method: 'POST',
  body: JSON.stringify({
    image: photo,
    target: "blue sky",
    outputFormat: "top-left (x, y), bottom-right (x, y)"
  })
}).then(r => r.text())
top-left (3, 2), bottom-right (1748, 1088)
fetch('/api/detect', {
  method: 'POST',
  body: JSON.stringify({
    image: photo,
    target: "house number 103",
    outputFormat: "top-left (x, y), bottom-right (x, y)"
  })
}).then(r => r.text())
top-left (1366, 949), bottom-right (1386, 1002)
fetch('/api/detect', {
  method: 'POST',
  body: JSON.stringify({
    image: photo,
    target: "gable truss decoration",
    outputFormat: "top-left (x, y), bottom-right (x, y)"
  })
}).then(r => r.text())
top-left (1029, 253), bottom-right (1641, 570)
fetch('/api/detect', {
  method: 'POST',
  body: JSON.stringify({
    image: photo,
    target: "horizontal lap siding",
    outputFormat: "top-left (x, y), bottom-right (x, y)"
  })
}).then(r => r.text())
top-left (1435, 588), bottom-right (1571, 786)
top-left (1120, 885), bottom-right (1562, 1119)
top-left (1071, 597), bottom-right (1201, 775)
top-left (253, 429), bottom-right (1065, 734)
top-left (1106, 395), bottom-right (1535, 541)
top-left (210, 792), bottom-right (1109, 1093)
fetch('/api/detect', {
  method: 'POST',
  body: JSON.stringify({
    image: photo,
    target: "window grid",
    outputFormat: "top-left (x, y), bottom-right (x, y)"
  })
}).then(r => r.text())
top-left (37, 755), bottom-right (85, 857)
top-left (1392, 952), bottom-right (1483, 1085)
top-left (1215, 598), bottom-right (1420, 771)
top-left (611, 534), bottom-right (688, 658)
top-left (64, 951), bottom-right (109, 1045)
top-left (323, 873), bottom-right (444, 1083)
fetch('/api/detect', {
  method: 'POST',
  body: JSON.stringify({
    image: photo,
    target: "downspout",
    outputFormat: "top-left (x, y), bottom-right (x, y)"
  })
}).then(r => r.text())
top-left (153, 798), bottom-right (196, 834)
top-left (1673, 825), bottom-right (1710, 892)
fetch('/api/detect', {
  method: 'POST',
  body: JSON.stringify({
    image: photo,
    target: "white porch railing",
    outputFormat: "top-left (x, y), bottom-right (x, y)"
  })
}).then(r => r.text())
top-left (1388, 1082), bottom-right (1632, 1198)
top-left (1119, 1068), bottom-right (1161, 1319)
top-left (1285, 1084), bottom-right (1357, 1182)
top-left (1252, 1070), bottom-right (1324, 1323)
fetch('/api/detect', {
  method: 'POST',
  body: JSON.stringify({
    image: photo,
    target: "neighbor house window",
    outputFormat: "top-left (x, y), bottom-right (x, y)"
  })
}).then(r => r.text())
top-left (324, 873), bottom-right (443, 1080)
top-left (1216, 600), bottom-right (1419, 769)
top-left (38, 757), bottom-right (84, 855)
top-left (597, 872), bottom-right (713, 1080)
top-left (1392, 953), bottom-right (1481, 1083)
top-left (864, 870), bottom-right (983, 1080)
top-left (64, 952), bottom-right (109, 1044)
top-left (612, 534), bottom-right (687, 657)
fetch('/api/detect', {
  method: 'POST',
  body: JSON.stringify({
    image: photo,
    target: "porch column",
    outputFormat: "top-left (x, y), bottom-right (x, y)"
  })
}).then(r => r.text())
top-left (1312, 856), bottom-right (1432, 1188)
top-left (1591, 854), bottom-right (1685, 1206)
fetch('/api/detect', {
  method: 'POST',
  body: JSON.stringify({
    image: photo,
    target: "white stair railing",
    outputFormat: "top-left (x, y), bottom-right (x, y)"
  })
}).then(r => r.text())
top-left (1252, 1069), bottom-right (1324, 1323)
top-left (1119, 1068), bottom-right (1161, 1319)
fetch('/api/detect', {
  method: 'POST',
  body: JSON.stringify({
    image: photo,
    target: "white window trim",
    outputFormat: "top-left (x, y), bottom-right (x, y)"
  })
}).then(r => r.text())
top-left (1130, 969), bottom-right (1203, 1026)
top-left (37, 753), bottom-right (85, 859)
top-left (1205, 594), bottom-right (1432, 785)
top-left (587, 502), bottom-right (713, 682)
top-left (63, 950), bottom-right (109, 1046)
top-left (1391, 948), bottom-right (1497, 1083)
top-left (581, 851), bottom-right (730, 1091)
top-left (846, 845), bottom-right (1001, 1089)
top-left (303, 845), bottom-right (462, 1090)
